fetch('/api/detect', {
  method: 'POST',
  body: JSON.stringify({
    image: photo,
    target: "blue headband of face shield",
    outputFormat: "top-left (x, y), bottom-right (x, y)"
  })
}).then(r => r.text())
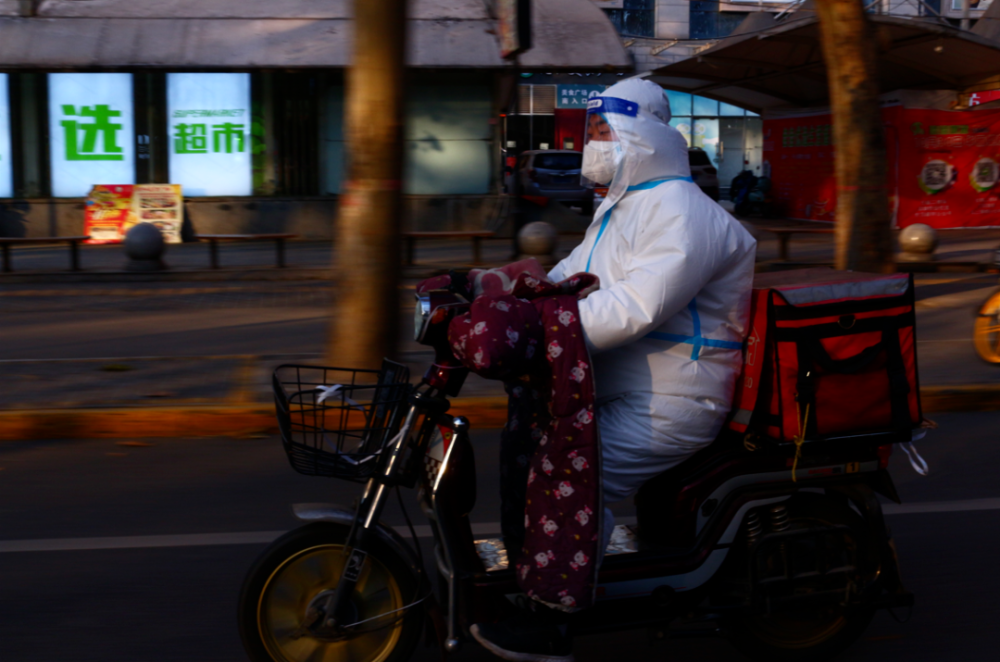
top-left (586, 96), bottom-right (639, 118)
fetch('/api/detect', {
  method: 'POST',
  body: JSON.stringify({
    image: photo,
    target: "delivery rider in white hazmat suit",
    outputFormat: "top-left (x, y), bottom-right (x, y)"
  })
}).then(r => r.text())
top-left (471, 78), bottom-right (756, 662)
top-left (554, 79), bottom-right (758, 544)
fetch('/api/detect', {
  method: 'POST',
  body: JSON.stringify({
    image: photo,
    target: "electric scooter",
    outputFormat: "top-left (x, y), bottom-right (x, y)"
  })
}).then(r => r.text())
top-left (238, 283), bottom-right (915, 662)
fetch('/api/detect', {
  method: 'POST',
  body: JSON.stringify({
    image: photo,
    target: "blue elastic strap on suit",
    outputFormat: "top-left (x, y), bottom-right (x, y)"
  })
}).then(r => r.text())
top-left (646, 296), bottom-right (743, 360)
top-left (583, 176), bottom-right (694, 272)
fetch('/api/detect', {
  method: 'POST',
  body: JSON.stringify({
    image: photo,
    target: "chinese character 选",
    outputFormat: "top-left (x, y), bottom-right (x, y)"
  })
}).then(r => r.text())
top-left (60, 104), bottom-right (124, 161)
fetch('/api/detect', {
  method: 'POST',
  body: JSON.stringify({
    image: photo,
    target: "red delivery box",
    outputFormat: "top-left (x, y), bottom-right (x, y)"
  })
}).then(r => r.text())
top-left (730, 268), bottom-right (921, 444)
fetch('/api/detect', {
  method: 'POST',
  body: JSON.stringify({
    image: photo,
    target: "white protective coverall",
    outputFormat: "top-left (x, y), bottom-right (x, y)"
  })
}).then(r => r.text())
top-left (548, 79), bottom-right (757, 524)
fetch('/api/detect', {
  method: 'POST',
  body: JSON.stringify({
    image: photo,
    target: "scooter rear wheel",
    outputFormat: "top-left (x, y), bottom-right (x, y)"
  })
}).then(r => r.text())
top-left (724, 494), bottom-right (877, 662)
top-left (238, 522), bottom-right (424, 662)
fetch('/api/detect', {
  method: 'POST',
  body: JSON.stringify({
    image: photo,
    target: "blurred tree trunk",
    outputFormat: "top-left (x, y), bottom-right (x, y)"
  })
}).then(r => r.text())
top-left (326, 0), bottom-right (408, 368)
top-left (815, 0), bottom-right (895, 273)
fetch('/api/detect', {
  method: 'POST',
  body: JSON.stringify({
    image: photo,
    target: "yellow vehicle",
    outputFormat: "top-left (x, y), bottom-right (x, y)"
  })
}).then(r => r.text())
top-left (974, 287), bottom-right (1000, 363)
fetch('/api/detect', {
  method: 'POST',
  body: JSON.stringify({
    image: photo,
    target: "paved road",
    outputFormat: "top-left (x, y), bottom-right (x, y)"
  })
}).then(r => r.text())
top-left (0, 413), bottom-right (994, 661)
top-left (3, 272), bottom-right (1000, 382)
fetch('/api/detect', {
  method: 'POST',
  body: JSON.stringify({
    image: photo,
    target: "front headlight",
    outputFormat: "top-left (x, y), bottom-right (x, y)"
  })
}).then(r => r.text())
top-left (414, 293), bottom-right (432, 342)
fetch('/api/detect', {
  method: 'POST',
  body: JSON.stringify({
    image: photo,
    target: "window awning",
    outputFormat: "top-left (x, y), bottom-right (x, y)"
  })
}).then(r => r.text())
top-left (0, 0), bottom-right (630, 70)
top-left (646, 5), bottom-right (1000, 113)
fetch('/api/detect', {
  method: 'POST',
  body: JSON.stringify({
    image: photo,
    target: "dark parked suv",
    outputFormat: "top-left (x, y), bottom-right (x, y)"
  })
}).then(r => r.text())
top-left (689, 147), bottom-right (720, 201)
top-left (509, 150), bottom-right (594, 214)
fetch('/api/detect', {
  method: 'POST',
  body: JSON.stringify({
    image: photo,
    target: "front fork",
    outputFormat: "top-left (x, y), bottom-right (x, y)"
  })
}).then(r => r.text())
top-left (320, 405), bottom-right (420, 630)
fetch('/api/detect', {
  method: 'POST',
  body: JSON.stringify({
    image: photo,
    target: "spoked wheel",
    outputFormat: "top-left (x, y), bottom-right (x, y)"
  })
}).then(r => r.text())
top-left (974, 291), bottom-right (1000, 363)
top-left (724, 493), bottom-right (878, 662)
top-left (239, 523), bottom-right (424, 662)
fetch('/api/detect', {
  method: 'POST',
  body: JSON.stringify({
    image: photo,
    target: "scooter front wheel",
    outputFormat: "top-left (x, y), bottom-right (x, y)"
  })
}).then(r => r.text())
top-left (238, 522), bottom-right (424, 662)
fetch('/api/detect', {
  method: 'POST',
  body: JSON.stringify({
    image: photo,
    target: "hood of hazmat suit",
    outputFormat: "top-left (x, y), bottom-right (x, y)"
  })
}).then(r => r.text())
top-left (549, 77), bottom-right (757, 467)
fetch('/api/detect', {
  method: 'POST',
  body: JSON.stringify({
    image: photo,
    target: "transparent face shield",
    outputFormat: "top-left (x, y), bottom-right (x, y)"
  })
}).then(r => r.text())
top-left (581, 96), bottom-right (638, 188)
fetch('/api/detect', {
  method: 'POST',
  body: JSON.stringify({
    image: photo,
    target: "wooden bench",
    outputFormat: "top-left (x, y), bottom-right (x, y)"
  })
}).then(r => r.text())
top-left (403, 231), bottom-right (496, 266)
top-left (195, 234), bottom-right (298, 269)
top-left (761, 227), bottom-right (835, 261)
top-left (0, 236), bottom-right (90, 273)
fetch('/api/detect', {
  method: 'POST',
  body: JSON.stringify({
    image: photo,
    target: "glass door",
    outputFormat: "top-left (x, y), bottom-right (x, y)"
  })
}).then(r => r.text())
top-left (691, 118), bottom-right (719, 167)
top-left (718, 117), bottom-right (746, 191)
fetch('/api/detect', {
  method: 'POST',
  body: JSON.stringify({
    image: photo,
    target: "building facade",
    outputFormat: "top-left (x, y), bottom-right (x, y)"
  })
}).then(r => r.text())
top-left (505, 0), bottom-right (997, 192)
top-left (0, 0), bottom-right (628, 238)
top-left (596, 0), bottom-right (995, 73)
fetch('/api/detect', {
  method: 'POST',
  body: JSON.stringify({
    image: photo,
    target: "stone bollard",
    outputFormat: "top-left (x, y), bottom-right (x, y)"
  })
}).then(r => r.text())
top-left (124, 222), bottom-right (168, 272)
top-left (898, 223), bottom-right (938, 263)
top-left (517, 221), bottom-right (558, 266)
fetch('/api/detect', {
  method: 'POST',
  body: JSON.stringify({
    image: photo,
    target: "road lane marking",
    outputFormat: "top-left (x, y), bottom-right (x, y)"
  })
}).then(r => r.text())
top-left (0, 523), bottom-right (501, 553)
top-left (0, 531), bottom-right (289, 553)
top-left (1, 499), bottom-right (997, 553)
top-left (883, 497), bottom-right (1000, 515)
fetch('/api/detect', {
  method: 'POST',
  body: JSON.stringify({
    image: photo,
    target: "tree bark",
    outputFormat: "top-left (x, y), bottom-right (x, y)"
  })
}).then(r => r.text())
top-left (326, 0), bottom-right (408, 368)
top-left (815, 0), bottom-right (894, 273)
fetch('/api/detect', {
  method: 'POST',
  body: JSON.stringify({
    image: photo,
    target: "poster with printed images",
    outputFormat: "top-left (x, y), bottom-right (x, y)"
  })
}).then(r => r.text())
top-left (897, 106), bottom-right (1000, 229)
top-left (763, 104), bottom-right (1000, 228)
top-left (84, 185), bottom-right (135, 244)
top-left (761, 112), bottom-right (838, 222)
top-left (132, 184), bottom-right (183, 243)
top-left (84, 184), bottom-right (183, 244)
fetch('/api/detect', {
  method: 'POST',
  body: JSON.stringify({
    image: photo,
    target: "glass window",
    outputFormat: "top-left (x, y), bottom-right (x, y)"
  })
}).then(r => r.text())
top-left (720, 102), bottom-right (746, 117)
top-left (669, 117), bottom-right (692, 146)
top-left (533, 153), bottom-right (582, 170)
top-left (49, 73), bottom-right (135, 198)
top-left (0, 74), bottom-right (11, 198)
top-left (603, 0), bottom-right (655, 37)
top-left (951, 0), bottom-right (992, 10)
top-left (665, 90), bottom-right (692, 118)
top-left (692, 119), bottom-right (720, 163)
top-left (168, 73), bottom-right (252, 197)
top-left (405, 83), bottom-right (492, 194)
top-left (693, 95), bottom-right (719, 117)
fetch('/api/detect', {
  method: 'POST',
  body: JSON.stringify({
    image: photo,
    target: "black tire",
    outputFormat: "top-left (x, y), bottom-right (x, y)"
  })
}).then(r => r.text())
top-left (239, 522), bottom-right (424, 662)
top-left (725, 493), bottom-right (877, 662)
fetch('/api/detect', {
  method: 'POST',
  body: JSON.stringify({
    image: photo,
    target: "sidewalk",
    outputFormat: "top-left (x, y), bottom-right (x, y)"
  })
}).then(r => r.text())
top-left (3, 227), bottom-right (1000, 440)
top-left (3, 217), bottom-right (1000, 281)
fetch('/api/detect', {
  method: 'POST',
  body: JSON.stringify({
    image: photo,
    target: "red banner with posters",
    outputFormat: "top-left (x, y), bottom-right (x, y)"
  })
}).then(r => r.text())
top-left (897, 107), bottom-right (1000, 229)
top-left (764, 103), bottom-right (1000, 229)
top-left (764, 113), bottom-right (839, 222)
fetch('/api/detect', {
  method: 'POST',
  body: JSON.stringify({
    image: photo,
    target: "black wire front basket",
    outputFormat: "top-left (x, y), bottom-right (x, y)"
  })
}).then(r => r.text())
top-left (272, 360), bottom-right (412, 481)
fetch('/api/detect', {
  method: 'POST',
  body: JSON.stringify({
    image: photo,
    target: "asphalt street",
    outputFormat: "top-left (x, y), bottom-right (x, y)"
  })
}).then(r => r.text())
top-left (1, 263), bottom-right (1000, 661)
top-left (3, 272), bottom-right (1000, 386)
top-left (0, 414), bottom-right (995, 662)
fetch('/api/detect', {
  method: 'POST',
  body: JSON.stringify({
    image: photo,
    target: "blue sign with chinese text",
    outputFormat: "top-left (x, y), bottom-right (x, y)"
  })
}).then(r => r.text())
top-left (556, 85), bottom-right (606, 109)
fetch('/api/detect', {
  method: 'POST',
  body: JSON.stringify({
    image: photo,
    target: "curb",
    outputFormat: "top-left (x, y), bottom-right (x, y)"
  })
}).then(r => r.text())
top-left (0, 268), bottom-right (334, 284)
top-left (919, 385), bottom-right (1000, 414)
top-left (0, 398), bottom-right (511, 442)
top-left (0, 388), bottom-right (995, 442)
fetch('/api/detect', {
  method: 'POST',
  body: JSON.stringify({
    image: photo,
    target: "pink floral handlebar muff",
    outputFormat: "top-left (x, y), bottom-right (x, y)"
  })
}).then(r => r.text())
top-left (429, 260), bottom-right (602, 611)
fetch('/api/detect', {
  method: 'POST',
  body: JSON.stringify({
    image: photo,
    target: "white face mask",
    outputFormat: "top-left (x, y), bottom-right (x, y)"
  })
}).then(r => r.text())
top-left (582, 140), bottom-right (621, 186)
